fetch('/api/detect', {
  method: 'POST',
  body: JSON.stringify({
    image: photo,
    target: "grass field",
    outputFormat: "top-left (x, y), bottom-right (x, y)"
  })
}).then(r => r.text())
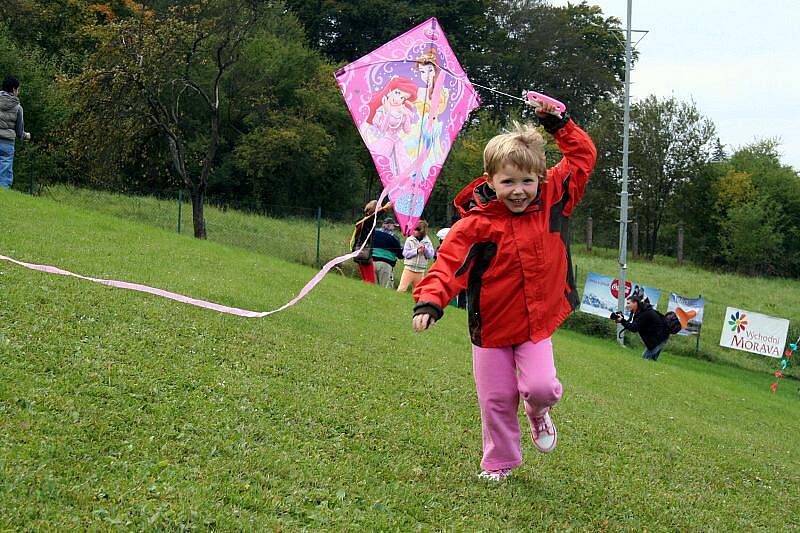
top-left (1, 188), bottom-right (799, 529)
top-left (41, 185), bottom-right (800, 378)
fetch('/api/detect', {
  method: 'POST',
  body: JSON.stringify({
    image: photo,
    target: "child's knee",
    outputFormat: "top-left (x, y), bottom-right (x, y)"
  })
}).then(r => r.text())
top-left (518, 378), bottom-right (562, 406)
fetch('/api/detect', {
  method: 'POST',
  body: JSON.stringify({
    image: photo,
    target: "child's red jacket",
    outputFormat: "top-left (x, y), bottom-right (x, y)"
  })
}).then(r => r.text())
top-left (413, 119), bottom-right (597, 347)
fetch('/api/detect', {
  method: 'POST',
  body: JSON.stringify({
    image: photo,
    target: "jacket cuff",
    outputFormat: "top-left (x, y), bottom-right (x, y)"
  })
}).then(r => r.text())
top-left (413, 301), bottom-right (444, 321)
top-left (537, 111), bottom-right (571, 134)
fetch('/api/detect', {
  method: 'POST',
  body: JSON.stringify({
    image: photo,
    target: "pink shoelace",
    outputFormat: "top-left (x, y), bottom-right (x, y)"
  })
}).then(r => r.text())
top-left (531, 415), bottom-right (553, 438)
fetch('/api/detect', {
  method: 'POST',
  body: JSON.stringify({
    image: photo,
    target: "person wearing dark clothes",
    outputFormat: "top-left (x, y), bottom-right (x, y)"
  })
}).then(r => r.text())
top-left (372, 217), bottom-right (403, 288)
top-left (614, 290), bottom-right (670, 361)
top-left (350, 200), bottom-right (392, 284)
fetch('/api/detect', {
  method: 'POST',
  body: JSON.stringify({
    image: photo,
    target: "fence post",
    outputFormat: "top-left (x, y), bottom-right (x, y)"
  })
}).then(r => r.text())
top-left (316, 207), bottom-right (322, 268)
top-left (695, 293), bottom-right (702, 356)
top-left (177, 190), bottom-right (182, 234)
top-left (586, 216), bottom-right (593, 252)
top-left (677, 223), bottom-right (684, 264)
top-left (631, 222), bottom-right (638, 258)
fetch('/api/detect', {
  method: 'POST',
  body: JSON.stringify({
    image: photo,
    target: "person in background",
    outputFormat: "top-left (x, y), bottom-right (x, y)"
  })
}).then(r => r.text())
top-left (0, 76), bottom-right (32, 189)
top-left (613, 288), bottom-right (670, 361)
top-left (372, 217), bottom-right (403, 288)
top-left (397, 220), bottom-right (435, 293)
top-left (351, 200), bottom-right (391, 283)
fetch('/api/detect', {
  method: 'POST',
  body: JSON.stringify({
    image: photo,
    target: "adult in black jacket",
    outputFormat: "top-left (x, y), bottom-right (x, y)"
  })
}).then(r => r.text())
top-left (372, 217), bottom-right (403, 288)
top-left (613, 290), bottom-right (670, 361)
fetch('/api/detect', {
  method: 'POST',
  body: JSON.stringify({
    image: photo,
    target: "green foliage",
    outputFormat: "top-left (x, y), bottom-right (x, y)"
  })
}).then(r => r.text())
top-left (286, 0), bottom-right (626, 122)
top-left (720, 197), bottom-right (784, 275)
top-left (628, 95), bottom-right (716, 258)
top-left (0, 25), bottom-right (72, 188)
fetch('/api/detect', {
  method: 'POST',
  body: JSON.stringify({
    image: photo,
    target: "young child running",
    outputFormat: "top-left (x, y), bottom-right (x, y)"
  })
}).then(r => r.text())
top-left (411, 101), bottom-right (597, 481)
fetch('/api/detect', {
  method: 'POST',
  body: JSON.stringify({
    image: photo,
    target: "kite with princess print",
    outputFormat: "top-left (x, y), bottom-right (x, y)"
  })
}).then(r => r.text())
top-left (335, 18), bottom-right (480, 236)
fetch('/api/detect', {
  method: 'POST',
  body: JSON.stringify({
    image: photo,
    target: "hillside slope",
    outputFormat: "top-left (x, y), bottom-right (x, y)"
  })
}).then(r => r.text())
top-left (1, 190), bottom-right (798, 529)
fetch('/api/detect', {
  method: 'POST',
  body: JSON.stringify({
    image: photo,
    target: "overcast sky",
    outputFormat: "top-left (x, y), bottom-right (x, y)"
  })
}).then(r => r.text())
top-left (548, 0), bottom-right (800, 169)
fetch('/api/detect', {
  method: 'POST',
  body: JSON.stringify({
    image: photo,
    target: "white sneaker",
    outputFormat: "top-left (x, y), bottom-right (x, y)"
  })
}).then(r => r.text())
top-left (478, 468), bottom-right (512, 481)
top-left (530, 411), bottom-right (558, 453)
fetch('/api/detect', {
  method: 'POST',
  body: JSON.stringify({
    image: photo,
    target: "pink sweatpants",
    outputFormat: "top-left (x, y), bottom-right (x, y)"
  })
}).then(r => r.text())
top-left (472, 338), bottom-right (562, 470)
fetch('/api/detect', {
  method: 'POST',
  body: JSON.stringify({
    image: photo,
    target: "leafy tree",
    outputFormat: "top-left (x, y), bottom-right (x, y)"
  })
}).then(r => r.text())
top-left (727, 139), bottom-right (800, 276)
top-left (72, 1), bottom-right (277, 238)
top-left (628, 95), bottom-right (716, 258)
top-left (287, 0), bottom-right (626, 124)
top-left (494, 1), bottom-right (627, 124)
top-left (580, 97), bottom-right (624, 248)
top-left (720, 197), bottom-right (783, 275)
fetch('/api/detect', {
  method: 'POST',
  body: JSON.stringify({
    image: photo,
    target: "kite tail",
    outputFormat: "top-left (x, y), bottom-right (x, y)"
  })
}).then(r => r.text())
top-left (1, 189), bottom-right (394, 318)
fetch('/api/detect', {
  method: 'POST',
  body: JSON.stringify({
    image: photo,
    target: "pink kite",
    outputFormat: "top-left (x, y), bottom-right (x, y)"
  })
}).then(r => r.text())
top-left (335, 17), bottom-right (480, 235)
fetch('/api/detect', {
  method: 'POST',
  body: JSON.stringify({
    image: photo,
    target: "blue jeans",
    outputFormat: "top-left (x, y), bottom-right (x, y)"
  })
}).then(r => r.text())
top-left (642, 340), bottom-right (667, 361)
top-left (0, 141), bottom-right (14, 189)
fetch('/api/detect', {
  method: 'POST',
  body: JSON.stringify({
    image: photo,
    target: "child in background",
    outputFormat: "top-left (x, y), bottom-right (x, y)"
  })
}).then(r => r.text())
top-left (411, 101), bottom-right (597, 481)
top-left (397, 220), bottom-right (435, 292)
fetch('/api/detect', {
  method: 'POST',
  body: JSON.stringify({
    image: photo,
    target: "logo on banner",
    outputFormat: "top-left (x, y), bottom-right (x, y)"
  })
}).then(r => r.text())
top-left (728, 311), bottom-right (748, 334)
top-left (610, 279), bottom-right (632, 299)
top-left (579, 273), bottom-right (661, 318)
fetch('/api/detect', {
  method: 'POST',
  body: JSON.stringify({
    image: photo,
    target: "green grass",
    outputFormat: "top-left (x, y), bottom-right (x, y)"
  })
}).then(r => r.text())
top-left (42, 184), bottom-right (800, 378)
top-left (1, 188), bottom-right (799, 529)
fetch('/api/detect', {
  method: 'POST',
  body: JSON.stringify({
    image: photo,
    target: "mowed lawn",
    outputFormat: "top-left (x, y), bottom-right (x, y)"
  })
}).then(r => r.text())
top-left (1, 189), bottom-right (799, 530)
top-left (42, 184), bottom-right (800, 377)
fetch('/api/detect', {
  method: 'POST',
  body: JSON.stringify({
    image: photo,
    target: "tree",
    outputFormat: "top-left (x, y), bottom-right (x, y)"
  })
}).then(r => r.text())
top-left (726, 139), bottom-right (800, 276)
top-left (628, 95), bottom-right (716, 258)
top-left (720, 198), bottom-right (783, 276)
top-left (580, 97), bottom-right (624, 248)
top-left (287, 1), bottom-right (626, 124)
top-left (74, 0), bottom-right (273, 238)
top-left (494, 1), bottom-right (627, 124)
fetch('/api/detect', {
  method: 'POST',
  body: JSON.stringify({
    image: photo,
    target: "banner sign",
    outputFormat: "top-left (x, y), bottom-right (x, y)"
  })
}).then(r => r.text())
top-left (579, 272), bottom-right (661, 318)
top-left (666, 293), bottom-right (705, 335)
top-left (719, 307), bottom-right (789, 358)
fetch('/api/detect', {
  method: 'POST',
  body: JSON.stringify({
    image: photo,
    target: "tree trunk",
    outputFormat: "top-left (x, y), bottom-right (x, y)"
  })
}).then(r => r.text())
top-left (191, 186), bottom-right (207, 239)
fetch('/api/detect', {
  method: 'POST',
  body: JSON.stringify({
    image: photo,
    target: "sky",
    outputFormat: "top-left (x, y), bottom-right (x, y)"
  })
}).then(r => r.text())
top-left (549, 0), bottom-right (800, 169)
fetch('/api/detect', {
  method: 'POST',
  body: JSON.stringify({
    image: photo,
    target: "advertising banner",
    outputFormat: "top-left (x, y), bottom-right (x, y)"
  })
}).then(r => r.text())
top-left (579, 272), bottom-right (661, 318)
top-left (666, 293), bottom-right (705, 335)
top-left (719, 307), bottom-right (789, 358)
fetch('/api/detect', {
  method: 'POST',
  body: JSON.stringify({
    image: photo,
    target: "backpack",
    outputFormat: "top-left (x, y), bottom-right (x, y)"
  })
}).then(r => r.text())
top-left (662, 311), bottom-right (682, 335)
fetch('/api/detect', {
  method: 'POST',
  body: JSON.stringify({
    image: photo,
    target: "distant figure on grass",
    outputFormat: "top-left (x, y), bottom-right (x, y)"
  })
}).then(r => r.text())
top-left (372, 217), bottom-right (403, 288)
top-left (0, 76), bottom-right (32, 189)
top-left (397, 220), bottom-right (435, 293)
top-left (613, 288), bottom-right (670, 361)
top-left (350, 200), bottom-right (391, 284)
top-left (411, 100), bottom-right (597, 481)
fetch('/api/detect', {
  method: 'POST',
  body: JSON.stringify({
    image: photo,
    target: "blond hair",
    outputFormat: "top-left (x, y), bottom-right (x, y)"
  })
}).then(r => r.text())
top-left (364, 200), bottom-right (378, 215)
top-left (483, 122), bottom-right (547, 182)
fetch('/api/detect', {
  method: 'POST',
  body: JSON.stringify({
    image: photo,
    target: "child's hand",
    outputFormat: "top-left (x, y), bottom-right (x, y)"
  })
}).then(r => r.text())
top-left (413, 313), bottom-right (435, 332)
top-left (530, 100), bottom-right (558, 118)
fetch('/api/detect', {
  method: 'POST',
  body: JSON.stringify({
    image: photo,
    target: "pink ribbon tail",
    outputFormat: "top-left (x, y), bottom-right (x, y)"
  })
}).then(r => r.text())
top-left (0, 190), bottom-right (392, 318)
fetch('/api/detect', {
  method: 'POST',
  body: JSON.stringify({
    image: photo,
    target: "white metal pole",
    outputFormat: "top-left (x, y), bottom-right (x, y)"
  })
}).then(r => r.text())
top-left (616, 0), bottom-right (633, 345)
